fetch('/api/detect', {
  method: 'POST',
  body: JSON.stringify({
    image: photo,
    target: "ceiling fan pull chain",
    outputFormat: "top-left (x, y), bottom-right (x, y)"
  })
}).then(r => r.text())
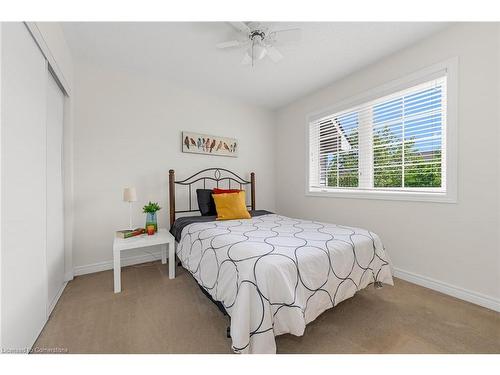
top-left (251, 39), bottom-right (254, 67)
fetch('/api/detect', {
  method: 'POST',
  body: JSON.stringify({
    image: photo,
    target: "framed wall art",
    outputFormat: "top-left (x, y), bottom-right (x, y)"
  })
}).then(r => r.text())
top-left (182, 131), bottom-right (238, 157)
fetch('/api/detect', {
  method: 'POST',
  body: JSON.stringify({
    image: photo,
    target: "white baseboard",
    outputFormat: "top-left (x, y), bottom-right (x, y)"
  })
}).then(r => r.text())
top-left (64, 271), bottom-right (74, 282)
top-left (47, 281), bottom-right (68, 317)
top-left (393, 267), bottom-right (500, 312)
top-left (74, 251), bottom-right (163, 276)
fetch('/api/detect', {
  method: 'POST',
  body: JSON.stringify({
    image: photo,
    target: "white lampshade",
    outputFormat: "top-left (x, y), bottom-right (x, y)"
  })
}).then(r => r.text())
top-left (123, 187), bottom-right (137, 202)
top-left (247, 43), bottom-right (267, 61)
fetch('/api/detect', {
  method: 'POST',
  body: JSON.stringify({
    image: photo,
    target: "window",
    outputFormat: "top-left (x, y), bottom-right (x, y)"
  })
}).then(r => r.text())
top-left (308, 61), bottom-right (457, 202)
top-left (317, 112), bottom-right (359, 188)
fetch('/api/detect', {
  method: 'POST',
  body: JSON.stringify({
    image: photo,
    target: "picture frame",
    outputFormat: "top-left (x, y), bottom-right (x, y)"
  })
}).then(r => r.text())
top-left (182, 131), bottom-right (238, 157)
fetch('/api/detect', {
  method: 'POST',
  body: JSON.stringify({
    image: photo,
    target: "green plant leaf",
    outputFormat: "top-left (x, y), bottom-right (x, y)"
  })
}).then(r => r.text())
top-left (142, 201), bottom-right (162, 213)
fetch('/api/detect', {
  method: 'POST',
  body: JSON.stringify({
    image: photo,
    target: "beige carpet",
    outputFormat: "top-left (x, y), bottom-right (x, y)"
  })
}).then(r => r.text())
top-left (34, 261), bottom-right (500, 354)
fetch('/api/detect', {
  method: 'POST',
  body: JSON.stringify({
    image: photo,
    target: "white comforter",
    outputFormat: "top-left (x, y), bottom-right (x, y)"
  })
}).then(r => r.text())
top-left (176, 214), bottom-right (393, 353)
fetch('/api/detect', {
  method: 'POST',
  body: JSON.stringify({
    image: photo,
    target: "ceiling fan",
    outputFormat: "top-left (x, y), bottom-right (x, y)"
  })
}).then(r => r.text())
top-left (216, 22), bottom-right (302, 67)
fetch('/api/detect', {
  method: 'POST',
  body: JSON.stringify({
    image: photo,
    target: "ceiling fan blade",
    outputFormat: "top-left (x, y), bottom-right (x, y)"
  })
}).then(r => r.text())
top-left (229, 22), bottom-right (251, 34)
top-left (216, 40), bottom-right (244, 49)
top-left (270, 28), bottom-right (302, 44)
top-left (266, 46), bottom-right (283, 63)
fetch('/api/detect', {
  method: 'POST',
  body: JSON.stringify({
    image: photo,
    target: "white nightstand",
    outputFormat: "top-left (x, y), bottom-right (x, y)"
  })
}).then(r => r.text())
top-left (113, 228), bottom-right (176, 293)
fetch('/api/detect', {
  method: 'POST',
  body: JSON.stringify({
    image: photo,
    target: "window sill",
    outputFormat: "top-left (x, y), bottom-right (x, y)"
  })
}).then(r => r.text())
top-left (306, 188), bottom-right (457, 203)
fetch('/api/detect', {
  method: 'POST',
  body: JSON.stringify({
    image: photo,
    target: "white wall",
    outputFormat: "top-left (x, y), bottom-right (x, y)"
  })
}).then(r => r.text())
top-left (72, 62), bottom-right (276, 272)
top-left (275, 23), bottom-right (500, 309)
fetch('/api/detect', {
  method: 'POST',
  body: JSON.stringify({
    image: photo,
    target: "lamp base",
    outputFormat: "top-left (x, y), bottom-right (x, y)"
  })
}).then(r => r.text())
top-left (129, 202), bottom-right (133, 230)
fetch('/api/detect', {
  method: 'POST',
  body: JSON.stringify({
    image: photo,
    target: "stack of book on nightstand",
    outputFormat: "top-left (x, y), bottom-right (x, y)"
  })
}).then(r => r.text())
top-left (115, 228), bottom-right (146, 239)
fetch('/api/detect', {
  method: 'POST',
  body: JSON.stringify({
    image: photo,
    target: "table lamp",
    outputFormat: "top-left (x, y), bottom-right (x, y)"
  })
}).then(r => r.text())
top-left (123, 187), bottom-right (137, 230)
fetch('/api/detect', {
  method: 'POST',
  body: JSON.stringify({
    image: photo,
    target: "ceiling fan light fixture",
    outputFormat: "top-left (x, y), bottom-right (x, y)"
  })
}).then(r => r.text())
top-left (253, 43), bottom-right (267, 60)
top-left (218, 23), bottom-right (300, 66)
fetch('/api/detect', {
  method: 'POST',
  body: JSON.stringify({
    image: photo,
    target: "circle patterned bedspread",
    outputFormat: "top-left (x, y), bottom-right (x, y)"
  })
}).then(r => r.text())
top-left (177, 214), bottom-right (393, 354)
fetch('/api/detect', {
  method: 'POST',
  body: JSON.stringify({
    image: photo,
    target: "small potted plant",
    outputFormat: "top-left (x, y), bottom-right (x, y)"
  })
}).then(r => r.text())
top-left (143, 201), bottom-right (161, 234)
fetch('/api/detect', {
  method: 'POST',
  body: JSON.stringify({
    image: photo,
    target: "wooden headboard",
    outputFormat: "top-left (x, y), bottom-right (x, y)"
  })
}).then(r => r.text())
top-left (169, 168), bottom-right (255, 228)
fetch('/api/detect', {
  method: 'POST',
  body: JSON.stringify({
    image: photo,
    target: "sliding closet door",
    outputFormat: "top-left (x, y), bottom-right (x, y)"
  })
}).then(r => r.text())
top-left (1, 23), bottom-right (48, 349)
top-left (46, 72), bottom-right (65, 315)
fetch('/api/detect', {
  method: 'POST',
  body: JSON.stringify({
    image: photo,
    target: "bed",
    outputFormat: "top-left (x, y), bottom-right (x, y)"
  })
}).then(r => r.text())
top-left (169, 168), bottom-right (394, 354)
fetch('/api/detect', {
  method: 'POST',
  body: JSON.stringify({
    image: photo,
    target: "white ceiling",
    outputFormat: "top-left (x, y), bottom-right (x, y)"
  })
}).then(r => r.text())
top-left (61, 22), bottom-right (449, 109)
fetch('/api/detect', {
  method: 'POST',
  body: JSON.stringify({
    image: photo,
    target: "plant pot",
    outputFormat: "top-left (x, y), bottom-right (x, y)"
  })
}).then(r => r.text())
top-left (145, 212), bottom-right (158, 233)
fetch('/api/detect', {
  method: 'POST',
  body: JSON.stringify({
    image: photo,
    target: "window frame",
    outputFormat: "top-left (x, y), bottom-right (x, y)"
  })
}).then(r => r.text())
top-left (305, 58), bottom-right (458, 203)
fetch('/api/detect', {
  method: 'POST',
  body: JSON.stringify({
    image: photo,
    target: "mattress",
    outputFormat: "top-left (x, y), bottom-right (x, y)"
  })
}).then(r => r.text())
top-left (175, 213), bottom-right (393, 354)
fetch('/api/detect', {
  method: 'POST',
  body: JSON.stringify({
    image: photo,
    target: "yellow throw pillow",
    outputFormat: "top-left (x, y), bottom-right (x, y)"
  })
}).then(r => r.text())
top-left (212, 191), bottom-right (251, 220)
